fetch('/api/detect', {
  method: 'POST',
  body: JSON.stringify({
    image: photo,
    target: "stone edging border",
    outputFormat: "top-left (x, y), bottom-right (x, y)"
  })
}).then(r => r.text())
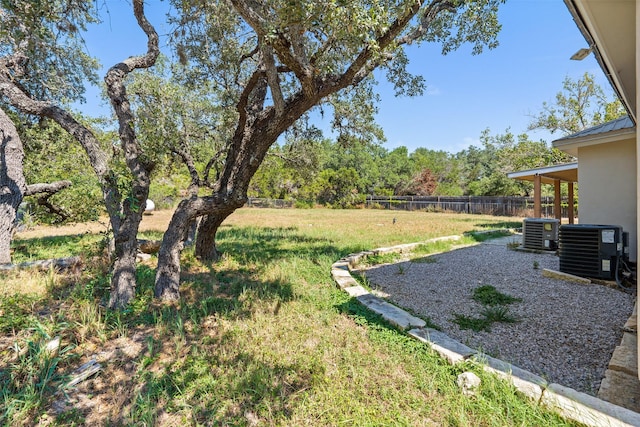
top-left (331, 235), bottom-right (640, 427)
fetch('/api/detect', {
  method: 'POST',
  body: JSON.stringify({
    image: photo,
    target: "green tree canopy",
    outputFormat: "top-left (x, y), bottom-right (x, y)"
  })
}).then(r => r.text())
top-left (528, 71), bottom-right (626, 136)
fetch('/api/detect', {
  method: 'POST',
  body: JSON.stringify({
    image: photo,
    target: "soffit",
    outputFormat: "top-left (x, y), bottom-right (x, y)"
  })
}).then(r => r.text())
top-left (507, 163), bottom-right (578, 185)
top-left (566, 0), bottom-right (636, 120)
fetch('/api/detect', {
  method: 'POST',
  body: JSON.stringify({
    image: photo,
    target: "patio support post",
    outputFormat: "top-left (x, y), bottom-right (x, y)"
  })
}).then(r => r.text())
top-left (568, 182), bottom-right (574, 224)
top-left (534, 174), bottom-right (541, 218)
top-left (554, 179), bottom-right (562, 222)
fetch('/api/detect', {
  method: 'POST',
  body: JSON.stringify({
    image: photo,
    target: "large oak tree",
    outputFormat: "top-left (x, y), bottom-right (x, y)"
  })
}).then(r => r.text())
top-left (1, 0), bottom-right (506, 307)
top-left (154, 0), bottom-right (505, 300)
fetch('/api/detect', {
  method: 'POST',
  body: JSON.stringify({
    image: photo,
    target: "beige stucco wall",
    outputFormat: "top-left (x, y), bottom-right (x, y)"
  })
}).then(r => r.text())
top-left (577, 137), bottom-right (637, 262)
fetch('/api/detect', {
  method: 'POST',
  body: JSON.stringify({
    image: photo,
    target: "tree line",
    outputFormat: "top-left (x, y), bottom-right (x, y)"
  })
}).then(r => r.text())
top-left (249, 127), bottom-right (571, 207)
top-left (248, 71), bottom-right (624, 207)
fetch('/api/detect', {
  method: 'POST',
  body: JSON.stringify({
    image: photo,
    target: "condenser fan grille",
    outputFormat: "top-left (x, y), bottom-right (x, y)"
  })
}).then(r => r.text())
top-left (522, 218), bottom-right (559, 250)
top-left (558, 224), bottom-right (623, 280)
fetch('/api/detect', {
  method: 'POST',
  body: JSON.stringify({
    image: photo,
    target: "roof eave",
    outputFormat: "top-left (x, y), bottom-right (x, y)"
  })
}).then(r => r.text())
top-left (563, 0), bottom-right (636, 123)
top-left (506, 162), bottom-right (579, 184)
top-left (553, 127), bottom-right (636, 156)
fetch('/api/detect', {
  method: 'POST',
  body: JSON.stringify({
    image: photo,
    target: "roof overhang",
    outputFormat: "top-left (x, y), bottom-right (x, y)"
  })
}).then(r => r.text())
top-left (564, 0), bottom-right (636, 122)
top-left (554, 127), bottom-right (636, 157)
top-left (507, 162), bottom-right (578, 185)
top-left (552, 116), bottom-right (636, 157)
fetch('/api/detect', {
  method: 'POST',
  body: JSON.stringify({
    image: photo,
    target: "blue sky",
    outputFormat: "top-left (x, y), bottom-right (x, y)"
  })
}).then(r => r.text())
top-left (80, 0), bottom-right (610, 154)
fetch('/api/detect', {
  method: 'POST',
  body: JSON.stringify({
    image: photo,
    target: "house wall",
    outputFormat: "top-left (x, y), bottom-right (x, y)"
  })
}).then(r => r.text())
top-left (578, 137), bottom-right (637, 262)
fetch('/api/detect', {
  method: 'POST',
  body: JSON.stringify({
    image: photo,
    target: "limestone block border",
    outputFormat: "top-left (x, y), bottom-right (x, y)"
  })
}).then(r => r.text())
top-left (330, 235), bottom-right (640, 427)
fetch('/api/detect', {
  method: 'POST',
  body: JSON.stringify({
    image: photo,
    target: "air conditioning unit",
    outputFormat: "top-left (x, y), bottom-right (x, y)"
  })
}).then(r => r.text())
top-left (558, 224), bottom-right (624, 280)
top-left (522, 218), bottom-right (559, 250)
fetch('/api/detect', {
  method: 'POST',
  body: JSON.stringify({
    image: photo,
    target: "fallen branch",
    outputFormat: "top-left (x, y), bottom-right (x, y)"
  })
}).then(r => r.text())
top-left (0, 256), bottom-right (82, 271)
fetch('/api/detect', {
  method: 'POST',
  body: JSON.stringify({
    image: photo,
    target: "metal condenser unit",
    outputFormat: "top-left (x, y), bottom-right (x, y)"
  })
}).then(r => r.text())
top-left (558, 224), bottom-right (624, 280)
top-left (522, 218), bottom-right (560, 250)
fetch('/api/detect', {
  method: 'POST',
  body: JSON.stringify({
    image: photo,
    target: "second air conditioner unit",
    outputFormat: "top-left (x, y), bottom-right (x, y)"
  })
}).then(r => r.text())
top-left (522, 218), bottom-right (560, 250)
top-left (558, 224), bottom-right (624, 280)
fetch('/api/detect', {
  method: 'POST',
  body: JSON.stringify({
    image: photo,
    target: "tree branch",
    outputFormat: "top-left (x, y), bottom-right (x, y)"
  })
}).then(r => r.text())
top-left (171, 145), bottom-right (202, 191)
top-left (397, 1), bottom-right (456, 45)
top-left (203, 148), bottom-right (226, 184)
top-left (262, 43), bottom-right (285, 114)
top-left (229, 0), bottom-right (316, 96)
top-left (23, 180), bottom-right (73, 222)
top-left (0, 78), bottom-right (109, 178)
top-left (25, 180), bottom-right (72, 196)
top-left (35, 193), bottom-right (70, 222)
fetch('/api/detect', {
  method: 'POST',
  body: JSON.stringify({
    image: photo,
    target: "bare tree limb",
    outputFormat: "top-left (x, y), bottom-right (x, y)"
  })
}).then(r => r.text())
top-left (35, 193), bottom-right (70, 222)
top-left (25, 180), bottom-right (71, 196)
top-left (262, 43), bottom-right (285, 114)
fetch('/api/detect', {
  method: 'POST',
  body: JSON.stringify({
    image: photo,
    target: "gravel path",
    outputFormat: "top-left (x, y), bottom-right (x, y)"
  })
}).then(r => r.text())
top-left (361, 237), bottom-right (635, 395)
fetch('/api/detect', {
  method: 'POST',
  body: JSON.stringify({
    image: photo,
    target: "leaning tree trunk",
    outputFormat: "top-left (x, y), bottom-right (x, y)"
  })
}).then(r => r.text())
top-left (104, 0), bottom-right (159, 309)
top-left (0, 109), bottom-right (26, 264)
top-left (155, 196), bottom-right (243, 301)
top-left (194, 212), bottom-right (231, 261)
top-left (154, 199), bottom-right (196, 301)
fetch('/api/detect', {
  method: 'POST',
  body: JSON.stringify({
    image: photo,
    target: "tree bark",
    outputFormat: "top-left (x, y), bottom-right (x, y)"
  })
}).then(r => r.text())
top-left (109, 233), bottom-right (141, 308)
top-left (194, 212), bottom-right (229, 261)
top-left (154, 199), bottom-right (193, 300)
top-left (104, 0), bottom-right (159, 309)
top-left (0, 108), bottom-right (26, 264)
top-left (155, 195), bottom-right (243, 300)
top-left (25, 180), bottom-right (72, 196)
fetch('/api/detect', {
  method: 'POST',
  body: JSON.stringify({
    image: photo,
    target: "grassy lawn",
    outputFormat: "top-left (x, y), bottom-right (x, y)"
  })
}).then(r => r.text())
top-left (1, 208), bottom-right (578, 426)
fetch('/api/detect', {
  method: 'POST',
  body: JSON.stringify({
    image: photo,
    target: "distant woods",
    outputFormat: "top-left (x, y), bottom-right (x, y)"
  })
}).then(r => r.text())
top-left (246, 128), bottom-right (573, 208)
top-left (16, 123), bottom-right (569, 216)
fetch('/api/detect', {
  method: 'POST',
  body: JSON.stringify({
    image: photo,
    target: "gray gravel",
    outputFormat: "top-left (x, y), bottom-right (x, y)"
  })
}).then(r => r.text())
top-left (361, 236), bottom-right (635, 395)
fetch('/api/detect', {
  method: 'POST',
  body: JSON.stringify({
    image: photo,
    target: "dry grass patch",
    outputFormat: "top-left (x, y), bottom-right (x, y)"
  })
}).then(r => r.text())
top-left (0, 269), bottom-right (54, 298)
top-left (1, 208), bottom-right (579, 426)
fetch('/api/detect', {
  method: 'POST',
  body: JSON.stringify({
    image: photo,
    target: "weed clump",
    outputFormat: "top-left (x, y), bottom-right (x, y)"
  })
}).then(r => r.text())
top-left (453, 285), bottom-right (521, 332)
top-left (472, 285), bottom-right (522, 306)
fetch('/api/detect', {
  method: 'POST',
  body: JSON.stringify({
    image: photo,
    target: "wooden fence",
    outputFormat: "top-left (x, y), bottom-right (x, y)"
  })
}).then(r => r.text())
top-left (245, 198), bottom-right (295, 208)
top-left (365, 195), bottom-right (576, 218)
